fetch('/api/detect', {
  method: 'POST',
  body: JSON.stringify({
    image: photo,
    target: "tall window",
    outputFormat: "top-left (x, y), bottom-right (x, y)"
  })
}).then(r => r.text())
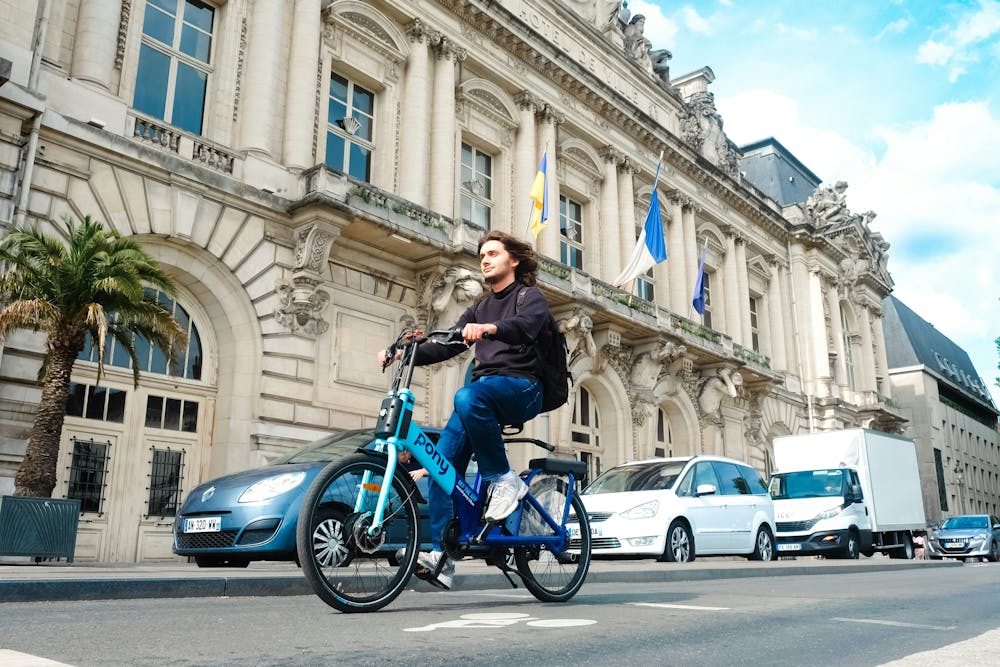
top-left (460, 143), bottom-right (493, 228)
top-left (326, 73), bottom-right (374, 181)
top-left (654, 408), bottom-right (672, 457)
top-left (572, 386), bottom-right (602, 480)
top-left (559, 195), bottom-right (584, 269)
top-left (148, 449), bottom-right (184, 517)
top-left (134, 0), bottom-right (215, 135)
top-left (840, 305), bottom-right (857, 390)
top-left (702, 272), bottom-right (713, 329)
top-left (78, 290), bottom-right (204, 382)
top-left (67, 438), bottom-right (111, 514)
top-left (749, 296), bottom-right (760, 352)
top-left (635, 269), bottom-right (655, 302)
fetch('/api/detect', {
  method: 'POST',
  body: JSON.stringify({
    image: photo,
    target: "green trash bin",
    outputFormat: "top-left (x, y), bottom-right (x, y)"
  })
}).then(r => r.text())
top-left (0, 495), bottom-right (81, 563)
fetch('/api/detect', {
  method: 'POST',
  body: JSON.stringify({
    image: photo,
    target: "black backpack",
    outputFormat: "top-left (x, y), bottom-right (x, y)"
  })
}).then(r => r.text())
top-left (477, 288), bottom-right (571, 413)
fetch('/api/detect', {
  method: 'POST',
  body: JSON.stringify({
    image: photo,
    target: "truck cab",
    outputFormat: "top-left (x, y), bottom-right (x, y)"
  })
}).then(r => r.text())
top-left (768, 467), bottom-right (872, 558)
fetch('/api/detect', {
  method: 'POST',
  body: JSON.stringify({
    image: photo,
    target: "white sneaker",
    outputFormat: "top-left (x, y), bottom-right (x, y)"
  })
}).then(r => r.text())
top-left (483, 471), bottom-right (529, 522)
top-left (414, 550), bottom-right (454, 590)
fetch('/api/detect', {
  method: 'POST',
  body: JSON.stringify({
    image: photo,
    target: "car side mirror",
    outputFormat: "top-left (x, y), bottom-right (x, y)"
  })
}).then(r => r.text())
top-left (848, 484), bottom-right (863, 502)
top-left (695, 483), bottom-right (717, 497)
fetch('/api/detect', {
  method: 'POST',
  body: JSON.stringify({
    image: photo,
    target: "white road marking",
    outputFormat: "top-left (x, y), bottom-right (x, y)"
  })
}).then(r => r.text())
top-left (632, 602), bottom-right (731, 611)
top-left (0, 650), bottom-right (75, 666)
top-left (833, 617), bottom-right (957, 631)
top-left (404, 612), bottom-right (597, 632)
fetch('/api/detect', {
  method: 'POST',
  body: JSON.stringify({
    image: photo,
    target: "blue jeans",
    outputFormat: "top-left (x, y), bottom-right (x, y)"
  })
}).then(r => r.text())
top-left (428, 374), bottom-right (542, 551)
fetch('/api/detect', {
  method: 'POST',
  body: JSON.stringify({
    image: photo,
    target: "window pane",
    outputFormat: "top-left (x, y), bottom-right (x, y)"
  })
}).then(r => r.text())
top-left (460, 195), bottom-right (471, 222)
top-left (150, 343), bottom-right (168, 375)
top-left (86, 385), bottom-right (107, 420)
top-left (134, 44), bottom-right (171, 120)
top-left (325, 132), bottom-right (346, 171)
top-left (180, 23), bottom-right (212, 62)
top-left (349, 143), bottom-right (370, 182)
top-left (146, 395), bottom-right (164, 428)
top-left (352, 112), bottom-right (372, 141)
top-left (328, 98), bottom-right (347, 127)
top-left (142, 4), bottom-right (176, 44)
top-left (330, 73), bottom-right (348, 101)
top-left (149, 0), bottom-right (178, 12)
top-left (183, 0), bottom-right (214, 33)
top-left (164, 398), bottom-right (182, 431)
top-left (134, 335), bottom-right (151, 372)
top-left (187, 326), bottom-right (203, 380)
top-left (353, 86), bottom-right (374, 115)
top-left (182, 401), bottom-right (199, 432)
top-left (66, 383), bottom-right (86, 417)
top-left (106, 389), bottom-right (127, 423)
top-left (67, 439), bottom-right (108, 514)
top-left (171, 61), bottom-right (207, 135)
top-left (110, 337), bottom-right (131, 369)
top-left (148, 449), bottom-right (183, 516)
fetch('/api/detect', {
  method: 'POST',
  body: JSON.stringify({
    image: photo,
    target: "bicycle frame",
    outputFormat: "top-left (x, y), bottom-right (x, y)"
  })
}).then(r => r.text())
top-left (362, 330), bottom-right (577, 553)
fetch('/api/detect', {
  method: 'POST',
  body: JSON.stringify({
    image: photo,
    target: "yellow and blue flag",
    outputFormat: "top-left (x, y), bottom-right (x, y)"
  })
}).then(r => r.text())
top-left (529, 152), bottom-right (549, 238)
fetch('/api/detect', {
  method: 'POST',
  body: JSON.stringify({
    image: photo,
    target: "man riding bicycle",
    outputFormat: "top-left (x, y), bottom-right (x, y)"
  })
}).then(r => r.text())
top-left (378, 230), bottom-right (552, 589)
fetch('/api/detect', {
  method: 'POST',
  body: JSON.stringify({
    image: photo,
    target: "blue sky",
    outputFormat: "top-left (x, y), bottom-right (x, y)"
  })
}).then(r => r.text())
top-left (631, 0), bottom-right (1000, 406)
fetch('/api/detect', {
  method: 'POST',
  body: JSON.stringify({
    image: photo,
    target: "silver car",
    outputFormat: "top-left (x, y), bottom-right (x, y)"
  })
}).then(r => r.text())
top-left (925, 514), bottom-right (1000, 562)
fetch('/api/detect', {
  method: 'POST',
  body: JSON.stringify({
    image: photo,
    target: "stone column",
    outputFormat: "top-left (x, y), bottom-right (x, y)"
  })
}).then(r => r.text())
top-left (681, 202), bottom-right (698, 308)
top-left (598, 146), bottom-right (622, 282)
top-left (779, 262), bottom-right (799, 375)
top-left (514, 92), bottom-right (540, 238)
top-left (283, 0), bottom-right (322, 169)
top-left (808, 267), bottom-right (831, 398)
top-left (826, 281), bottom-right (848, 392)
top-left (766, 260), bottom-right (787, 371)
top-left (240, 1), bottom-right (287, 156)
top-left (429, 38), bottom-right (465, 217)
top-left (723, 231), bottom-right (741, 343)
top-left (735, 236), bottom-right (751, 346)
top-left (872, 310), bottom-right (891, 399)
top-left (398, 19), bottom-right (436, 206)
top-left (537, 106), bottom-right (563, 260)
top-left (858, 303), bottom-right (878, 394)
top-left (617, 159), bottom-right (636, 274)
top-left (667, 197), bottom-right (686, 313)
top-left (72, 0), bottom-right (120, 91)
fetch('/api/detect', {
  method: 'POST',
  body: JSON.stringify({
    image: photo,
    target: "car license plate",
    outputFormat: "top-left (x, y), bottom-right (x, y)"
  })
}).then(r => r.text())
top-left (184, 517), bottom-right (221, 533)
top-left (945, 542), bottom-right (964, 549)
top-left (778, 543), bottom-right (802, 552)
top-left (568, 525), bottom-right (602, 538)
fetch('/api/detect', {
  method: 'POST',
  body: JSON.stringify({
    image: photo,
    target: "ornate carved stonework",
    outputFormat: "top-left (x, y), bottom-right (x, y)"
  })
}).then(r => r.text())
top-left (558, 308), bottom-right (598, 365)
top-left (417, 267), bottom-right (484, 330)
top-left (116, 0), bottom-right (132, 69)
top-left (275, 276), bottom-right (331, 336)
top-left (696, 367), bottom-right (743, 426)
top-left (233, 17), bottom-right (247, 122)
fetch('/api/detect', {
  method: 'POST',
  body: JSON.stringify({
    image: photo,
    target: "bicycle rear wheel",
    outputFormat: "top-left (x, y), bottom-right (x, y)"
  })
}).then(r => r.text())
top-left (296, 454), bottom-right (420, 613)
top-left (514, 488), bottom-right (591, 603)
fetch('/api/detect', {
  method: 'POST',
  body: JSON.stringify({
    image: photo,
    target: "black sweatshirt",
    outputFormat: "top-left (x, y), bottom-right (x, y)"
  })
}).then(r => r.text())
top-left (413, 280), bottom-right (549, 383)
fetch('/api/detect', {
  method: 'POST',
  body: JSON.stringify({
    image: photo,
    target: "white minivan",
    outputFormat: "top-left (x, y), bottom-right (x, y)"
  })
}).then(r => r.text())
top-left (568, 455), bottom-right (776, 562)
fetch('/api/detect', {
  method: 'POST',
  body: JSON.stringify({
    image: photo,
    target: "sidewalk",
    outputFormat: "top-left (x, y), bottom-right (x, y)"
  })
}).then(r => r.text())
top-left (0, 556), bottom-right (959, 603)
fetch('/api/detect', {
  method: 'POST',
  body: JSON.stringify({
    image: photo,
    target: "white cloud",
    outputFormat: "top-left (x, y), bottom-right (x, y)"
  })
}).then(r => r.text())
top-left (876, 18), bottom-right (910, 40)
top-left (629, 1), bottom-right (680, 46)
top-left (916, 0), bottom-right (1000, 80)
top-left (680, 6), bottom-right (712, 35)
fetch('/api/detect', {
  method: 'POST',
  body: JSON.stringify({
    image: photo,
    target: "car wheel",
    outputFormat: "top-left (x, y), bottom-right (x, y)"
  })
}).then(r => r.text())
top-left (311, 506), bottom-right (351, 567)
top-left (889, 533), bottom-right (914, 560)
top-left (659, 520), bottom-right (695, 563)
top-left (747, 525), bottom-right (775, 561)
top-left (988, 541), bottom-right (999, 563)
top-left (194, 556), bottom-right (250, 568)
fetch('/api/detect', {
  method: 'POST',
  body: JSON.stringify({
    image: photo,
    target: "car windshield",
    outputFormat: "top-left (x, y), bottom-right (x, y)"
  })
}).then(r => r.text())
top-left (941, 516), bottom-right (988, 530)
top-left (584, 461), bottom-right (687, 494)
top-left (769, 469), bottom-right (845, 500)
top-left (274, 429), bottom-right (376, 464)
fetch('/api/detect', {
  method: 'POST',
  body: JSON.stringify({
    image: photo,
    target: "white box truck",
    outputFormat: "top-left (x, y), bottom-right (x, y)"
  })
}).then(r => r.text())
top-left (769, 429), bottom-right (926, 559)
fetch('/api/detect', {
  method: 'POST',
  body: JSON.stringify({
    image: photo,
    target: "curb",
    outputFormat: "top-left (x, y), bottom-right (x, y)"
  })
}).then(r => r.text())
top-left (0, 559), bottom-right (960, 604)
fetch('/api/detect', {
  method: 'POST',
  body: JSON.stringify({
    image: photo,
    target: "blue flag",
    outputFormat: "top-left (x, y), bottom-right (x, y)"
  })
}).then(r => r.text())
top-left (692, 247), bottom-right (707, 315)
top-left (614, 161), bottom-right (667, 287)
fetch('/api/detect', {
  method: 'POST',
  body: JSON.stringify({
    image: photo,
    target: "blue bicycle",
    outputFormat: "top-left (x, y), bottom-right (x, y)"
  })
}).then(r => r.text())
top-left (296, 328), bottom-right (592, 613)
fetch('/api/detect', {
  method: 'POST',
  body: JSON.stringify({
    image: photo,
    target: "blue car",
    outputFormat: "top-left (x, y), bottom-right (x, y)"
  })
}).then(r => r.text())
top-left (173, 428), bottom-right (447, 567)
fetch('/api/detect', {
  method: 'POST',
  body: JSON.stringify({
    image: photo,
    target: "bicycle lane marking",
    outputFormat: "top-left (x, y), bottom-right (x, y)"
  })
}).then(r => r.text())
top-left (404, 612), bottom-right (597, 633)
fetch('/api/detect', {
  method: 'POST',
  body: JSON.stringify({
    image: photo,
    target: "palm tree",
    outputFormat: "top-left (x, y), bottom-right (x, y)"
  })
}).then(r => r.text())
top-left (0, 216), bottom-right (187, 497)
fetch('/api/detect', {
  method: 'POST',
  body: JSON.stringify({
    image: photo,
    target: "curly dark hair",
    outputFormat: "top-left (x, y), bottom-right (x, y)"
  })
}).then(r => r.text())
top-left (478, 230), bottom-right (538, 286)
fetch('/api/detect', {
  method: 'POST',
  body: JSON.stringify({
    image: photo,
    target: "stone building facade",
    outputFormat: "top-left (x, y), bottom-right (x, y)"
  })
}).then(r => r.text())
top-left (0, 0), bottom-right (902, 562)
top-left (882, 296), bottom-right (1000, 524)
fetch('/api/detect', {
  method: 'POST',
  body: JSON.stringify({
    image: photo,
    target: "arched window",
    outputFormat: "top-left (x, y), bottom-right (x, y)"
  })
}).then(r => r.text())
top-left (571, 386), bottom-right (602, 479)
top-left (654, 408), bottom-right (672, 457)
top-left (78, 289), bottom-right (204, 381)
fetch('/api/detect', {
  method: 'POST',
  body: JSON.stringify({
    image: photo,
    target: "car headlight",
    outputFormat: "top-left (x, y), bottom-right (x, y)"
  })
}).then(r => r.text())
top-left (814, 505), bottom-right (842, 522)
top-left (974, 532), bottom-right (990, 541)
top-left (238, 471), bottom-right (307, 503)
top-left (620, 500), bottom-right (659, 520)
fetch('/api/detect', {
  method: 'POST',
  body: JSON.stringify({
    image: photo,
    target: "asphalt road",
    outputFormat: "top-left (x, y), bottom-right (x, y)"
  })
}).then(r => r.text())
top-left (1, 562), bottom-right (997, 666)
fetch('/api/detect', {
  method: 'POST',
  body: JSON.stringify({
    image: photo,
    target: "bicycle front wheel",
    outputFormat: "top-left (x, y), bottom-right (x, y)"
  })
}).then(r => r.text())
top-left (296, 454), bottom-right (420, 613)
top-left (514, 490), bottom-right (591, 603)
